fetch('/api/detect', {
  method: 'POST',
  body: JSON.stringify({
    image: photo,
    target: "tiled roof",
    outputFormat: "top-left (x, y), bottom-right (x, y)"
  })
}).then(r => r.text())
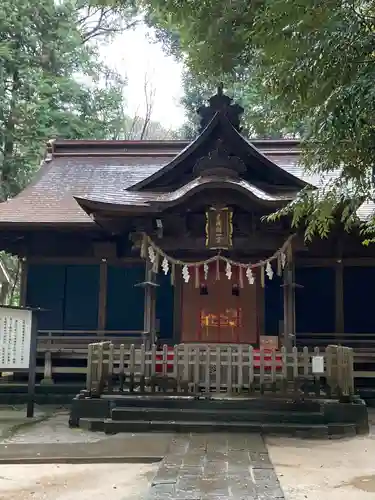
top-left (0, 156), bottom-right (170, 224)
top-left (75, 175), bottom-right (294, 214)
top-left (130, 115), bottom-right (307, 192)
top-left (0, 138), bottom-right (372, 224)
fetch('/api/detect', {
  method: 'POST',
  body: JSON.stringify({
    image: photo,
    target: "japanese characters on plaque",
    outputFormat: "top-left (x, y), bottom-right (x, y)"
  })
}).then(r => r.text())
top-left (200, 308), bottom-right (242, 329)
top-left (205, 206), bottom-right (233, 250)
top-left (0, 307), bottom-right (32, 370)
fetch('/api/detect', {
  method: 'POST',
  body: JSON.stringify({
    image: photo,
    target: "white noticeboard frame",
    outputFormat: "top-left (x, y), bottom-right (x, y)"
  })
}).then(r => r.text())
top-left (0, 305), bottom-right (39, 418)
top-left (312, 355), bottom-right (325, 375)
top-left (0, 306), bottom-right (32, 370)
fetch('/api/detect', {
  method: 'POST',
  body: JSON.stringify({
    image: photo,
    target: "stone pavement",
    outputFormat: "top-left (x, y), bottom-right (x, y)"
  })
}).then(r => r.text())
top-left (0, 433), bottom-right (170, 464)
top-left (0, 410), bottom-right (284, 498)
top-left (146, 433), bottom-right (285, 500)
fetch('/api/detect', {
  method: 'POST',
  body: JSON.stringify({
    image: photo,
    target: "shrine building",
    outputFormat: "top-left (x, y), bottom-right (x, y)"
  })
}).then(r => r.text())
top-left (0, 86), bottom-right (375, 355)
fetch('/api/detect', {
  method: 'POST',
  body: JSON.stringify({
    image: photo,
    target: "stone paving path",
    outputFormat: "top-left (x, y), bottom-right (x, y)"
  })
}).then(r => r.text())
top-left (146, 433), bottom-right (285, 500)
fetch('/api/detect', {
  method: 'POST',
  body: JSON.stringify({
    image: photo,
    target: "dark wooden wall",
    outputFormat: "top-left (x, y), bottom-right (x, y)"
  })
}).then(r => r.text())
top-left (5, 197), bottom-right (375, 343)
top-left (25, 259), bottom-right (175, 340)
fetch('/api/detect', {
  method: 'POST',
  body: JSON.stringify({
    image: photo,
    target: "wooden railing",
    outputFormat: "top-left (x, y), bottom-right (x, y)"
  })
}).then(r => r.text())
top-left (296, 332), bottom-right (375, 347)
top-left (19, 329), bottom-right (369, 385)
top-left (35, 330), bottom-right (144, 382)
top-left (296, 332), bottom-right (375, 380)
top-left (86, 343), bottom-right (355, 400)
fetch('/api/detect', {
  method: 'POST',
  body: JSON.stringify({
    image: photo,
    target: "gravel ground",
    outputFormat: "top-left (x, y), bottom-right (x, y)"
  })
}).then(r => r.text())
top-left (0, 409), bottom-right (106, 444)
top-left (0, 463), bottom-right (157, 500)
top-left (2, 406), bottom-right (375, 499)
top-left (0, 407), bottom-right (159, 500)
top-left (267, 409), bottom-right (375, 500)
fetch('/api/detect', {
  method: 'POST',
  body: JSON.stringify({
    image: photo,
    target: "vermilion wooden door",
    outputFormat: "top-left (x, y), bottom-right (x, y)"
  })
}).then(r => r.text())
top-left (181, 267), bottom-right (258, 344)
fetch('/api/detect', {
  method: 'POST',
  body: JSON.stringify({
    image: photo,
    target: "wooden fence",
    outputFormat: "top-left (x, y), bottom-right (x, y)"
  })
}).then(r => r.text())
top-left (86, 343), bottom-right (355, 399)
top-left (27, 331), bottom-right (373, 384)
top-left (36, 331), bottom-right (143, 383)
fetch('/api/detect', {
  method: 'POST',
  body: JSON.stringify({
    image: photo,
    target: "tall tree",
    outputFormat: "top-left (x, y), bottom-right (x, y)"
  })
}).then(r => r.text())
top-left (0, 0), bottom-right (140, 303)
top-left (179, 69), bottom-right (305, 139)
top-left (0, 0), bottom-right (137, 200)
top-left (137, 0), bottom-right (375, 240)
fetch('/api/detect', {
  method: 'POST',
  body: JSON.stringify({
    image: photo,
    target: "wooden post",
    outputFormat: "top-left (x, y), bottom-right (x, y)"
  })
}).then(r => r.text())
top-left (335, 240), bottom-right (344, 341)
top-left (335, 260), bottom-right (344, 340)
top-left (289, 263), bottom-right (296, 347)
top-left (256, 275), bottom-right (265, 339)
top-left (27, 309), bottom-right (38, 418)
top-left (282, 249), bottom-right (296, 351)
top-left (141, 260), bottom-right (158, 347)
top-left (149, 279), bottom-right (157, 345)
top-left (19, 258), bottom-right (28, 307)
top-left (282, 271), bottom-right (290, 349)
top-left (143, 260), bottom-right (152, 346)
top-left (97, 259), bottom-right (108, 332)
top-left (41, 351), bottom-right (54, 385)
top-left (173, 272), bottom-right (182, 344)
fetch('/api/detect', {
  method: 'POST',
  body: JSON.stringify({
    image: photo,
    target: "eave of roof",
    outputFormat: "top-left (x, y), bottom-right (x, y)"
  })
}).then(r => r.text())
top-left (0, 156), bottom-right (171, 225)
top-left (129, 113), bottom-right (307, 192)
top-left (50, 137), bottom-right (301, 156)
top-left (0, 135), bottom-right (373, 225)
top-left (74, 175), bottom-right (294, 216)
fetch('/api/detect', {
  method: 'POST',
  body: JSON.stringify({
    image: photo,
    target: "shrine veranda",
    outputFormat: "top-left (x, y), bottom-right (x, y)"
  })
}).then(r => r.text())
top-left (0, 87), bottom-right (374, 389)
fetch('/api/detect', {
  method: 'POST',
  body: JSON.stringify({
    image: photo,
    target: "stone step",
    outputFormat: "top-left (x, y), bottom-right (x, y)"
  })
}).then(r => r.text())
top-left (110, 407), bottom-right (326, 424)
top-left (80, 417), bottom-right (105, 432)
top-left (105, 395), bottom-right (322, 412)
top-left (0, 392), bottom-right (77, 406)
top-left (99, 418), bottom-right (357, 438)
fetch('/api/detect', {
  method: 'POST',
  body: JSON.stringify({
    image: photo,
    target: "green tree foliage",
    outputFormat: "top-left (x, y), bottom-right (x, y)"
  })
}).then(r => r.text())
top-left (138, 0), bottom-right (375, 240)
top-left (0, 0), bottom-right (138, 201)
top-left (179, 69), bottom-right (305, 139)
top-left (0, 0), bottom-right (144, 303)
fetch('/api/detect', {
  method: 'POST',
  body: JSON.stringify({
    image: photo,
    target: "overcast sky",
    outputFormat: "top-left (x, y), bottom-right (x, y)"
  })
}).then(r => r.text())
top-left (100, 23), bottom-right (186, 130)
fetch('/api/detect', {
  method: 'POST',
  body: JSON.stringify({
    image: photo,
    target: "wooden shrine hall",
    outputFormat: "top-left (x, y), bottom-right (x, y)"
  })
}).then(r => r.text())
top-left (1, 84), bottom-right (375, 373)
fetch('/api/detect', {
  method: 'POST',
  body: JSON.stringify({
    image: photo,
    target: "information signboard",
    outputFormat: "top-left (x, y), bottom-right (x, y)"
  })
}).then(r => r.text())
top-left (0, 307), bottom-right (32, 370)
top-left (312, 355), bottom-right (325, 375)
top-left (0, 305), bottom-right (38, 417)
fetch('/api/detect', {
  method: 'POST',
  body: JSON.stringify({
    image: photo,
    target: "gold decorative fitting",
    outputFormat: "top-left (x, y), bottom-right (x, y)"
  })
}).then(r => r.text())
top-left (205, 206), bottom-right (233, 250)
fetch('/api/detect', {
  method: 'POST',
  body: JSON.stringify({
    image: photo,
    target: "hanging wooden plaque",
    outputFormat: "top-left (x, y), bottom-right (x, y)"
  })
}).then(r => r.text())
top-left (205, 206), bottom-right (233, 249)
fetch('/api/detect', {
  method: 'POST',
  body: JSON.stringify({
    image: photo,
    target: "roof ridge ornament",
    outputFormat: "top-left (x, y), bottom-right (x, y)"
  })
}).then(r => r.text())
top-left (193, 138), bottom-right (246, 178)
top-left (197, 83), bottom-right (244, 132)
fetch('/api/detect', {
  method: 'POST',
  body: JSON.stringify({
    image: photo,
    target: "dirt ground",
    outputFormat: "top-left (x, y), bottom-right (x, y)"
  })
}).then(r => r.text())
top-left (0, 407), bottom-right (159, 500)
top-left (0, 463), bottom-right (157, 500)
top-left (1, 406), bottom-right (375, 499)
top-left (267, 409), bottom-right (375, 500)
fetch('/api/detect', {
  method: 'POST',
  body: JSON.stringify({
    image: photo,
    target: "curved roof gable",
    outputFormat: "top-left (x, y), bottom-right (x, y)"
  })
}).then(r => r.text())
top-left (74, 174), bottom-right (294, 216)
top-left (130, 90), bottom-right (308, 193)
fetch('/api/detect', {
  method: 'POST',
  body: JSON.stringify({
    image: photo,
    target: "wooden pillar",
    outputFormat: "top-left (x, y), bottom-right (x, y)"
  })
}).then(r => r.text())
top-left (142, 260), bottom-right (158, 347)
top-left (173, 272), bottom-right (182, 344)
top-left (282, 250), bottom-right (296, 351)
top-left (143, 260), bottom-right (152, 344)
top-left (256, 276), bottom-right (265, 339)
top-left (150, 283), bottom-right (157, 345)
top-left (97, 259), bottom-right (108, 332)
top-left (335, 255), bottom-right (344, 342)
top-left (19, 257), bottom-right (28, 307)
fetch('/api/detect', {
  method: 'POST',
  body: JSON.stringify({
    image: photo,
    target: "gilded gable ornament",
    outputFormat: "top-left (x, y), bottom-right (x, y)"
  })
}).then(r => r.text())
top-left (205, 206), bottom-right (233, 250)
